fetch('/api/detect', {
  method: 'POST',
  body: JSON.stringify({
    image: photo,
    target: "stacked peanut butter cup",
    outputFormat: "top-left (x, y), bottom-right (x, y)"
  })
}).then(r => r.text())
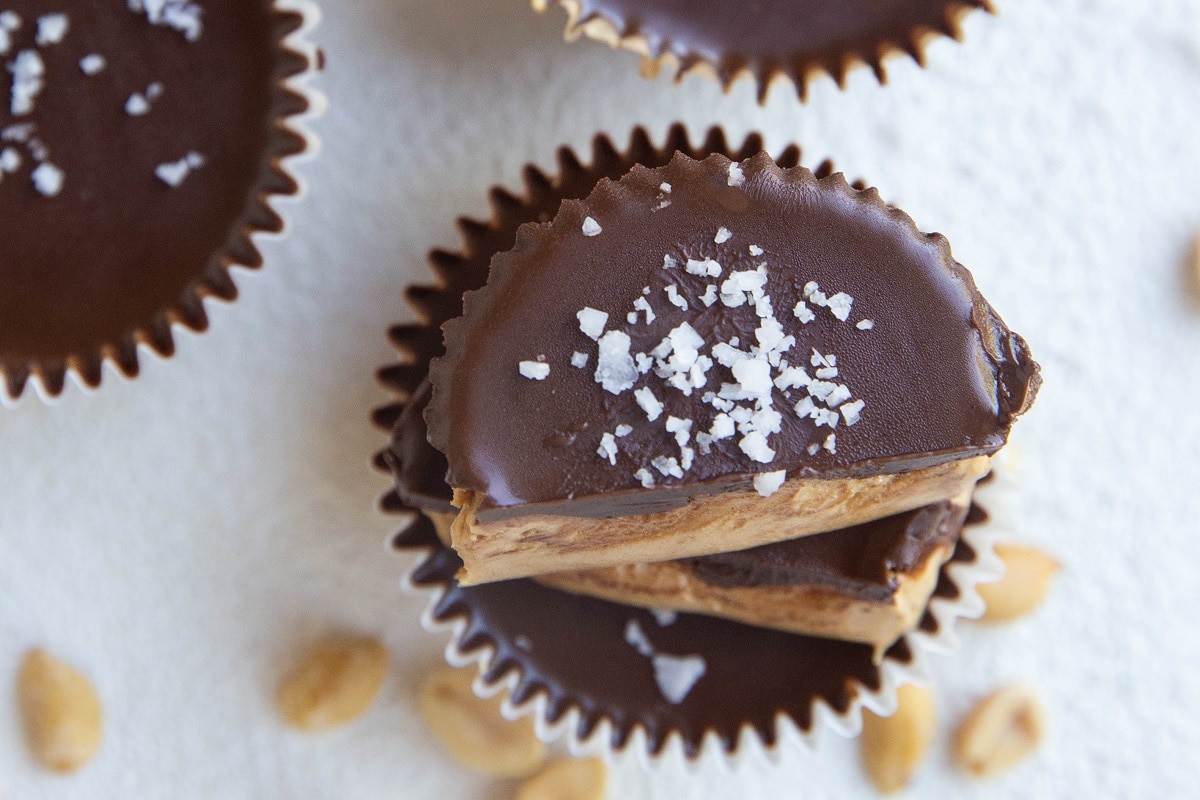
top-left (378, 126), bottom-right (1040, 758)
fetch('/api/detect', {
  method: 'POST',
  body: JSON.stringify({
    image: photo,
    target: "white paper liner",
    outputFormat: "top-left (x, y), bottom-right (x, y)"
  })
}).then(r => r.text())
top-left (1, 0), bottom-right (327, 407)
top-left (397, 468), bottom-right (1010, 772)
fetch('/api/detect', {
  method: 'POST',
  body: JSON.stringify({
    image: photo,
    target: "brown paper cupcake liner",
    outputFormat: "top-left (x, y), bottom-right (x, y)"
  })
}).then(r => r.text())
top-left (0, 0), bottom-right (325, 404)
top-left (373, 125), bottom-right (1005, 761)
top-left (533, 0), bottom-right (993, 102)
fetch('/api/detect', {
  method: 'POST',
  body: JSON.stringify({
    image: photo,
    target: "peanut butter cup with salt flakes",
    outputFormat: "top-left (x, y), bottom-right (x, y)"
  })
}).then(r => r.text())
top-left (374, 127), bottom-right (1012, 757)
top-left (0, 0), bottom-right (320, 401)
top-left (534, 0), bottom-right (993, 101)
top-left (426, 151), bottom-right (1038, 585)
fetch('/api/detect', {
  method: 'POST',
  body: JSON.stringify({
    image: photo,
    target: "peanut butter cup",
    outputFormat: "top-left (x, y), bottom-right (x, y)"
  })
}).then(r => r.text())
top-left (534, 0), bottom-right (993, 101)
top-left (374, 127), bottom-right (1008, 758)
top-left (0, 0), bottom-right (321, 401)
top-left (426, 151), bottom-right (1038, 584)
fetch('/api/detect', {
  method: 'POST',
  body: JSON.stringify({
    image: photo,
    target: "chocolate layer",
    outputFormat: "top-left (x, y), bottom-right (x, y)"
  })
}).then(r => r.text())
top-left (684, 499), bottom-right (968, 602)
top-left (427, 153), bottom-right (1038, 523)
top-left (0, 1), bottom-right (309, 397)
top-left (541, 0), bottom-right (989, 99)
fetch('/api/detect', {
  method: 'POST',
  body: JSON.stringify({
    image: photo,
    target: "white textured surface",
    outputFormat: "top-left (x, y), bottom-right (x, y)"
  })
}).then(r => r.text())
top-left (3, 0), bottom-right (1200, 797)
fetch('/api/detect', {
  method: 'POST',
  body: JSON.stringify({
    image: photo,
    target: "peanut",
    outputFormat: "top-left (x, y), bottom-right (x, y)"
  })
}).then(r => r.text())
top-left (277, 633), bottom-right (388, 731)
top-left (859, 684), bottom-right (936, 793)
top-left (954, 685), bottom-right (1045, 777)
top-left (17, 649), bottom-right (103, 773)
top-left (417, 667), bottom-right (546, 778)
top-left (978, 544), bottom-right (1061, 623)
top-left (516, 758), bottom-right (609, 800)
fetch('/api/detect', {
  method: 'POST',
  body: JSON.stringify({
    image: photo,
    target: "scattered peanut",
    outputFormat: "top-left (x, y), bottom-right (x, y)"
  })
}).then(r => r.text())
top-left (977, 544), bottom-right (1061, 623)
top-left (277, 633), bottom-right (388, 731)
top-left (17, 649), bottom-right (103, 773)
top-left (516, 758), bottom-right (608, 800)
top-left (417, 667), bottom-right (546, 778)
top-left (954, 685), bottom-right (1045, 777)
top-left (860, 684), bottom-right (936, 794)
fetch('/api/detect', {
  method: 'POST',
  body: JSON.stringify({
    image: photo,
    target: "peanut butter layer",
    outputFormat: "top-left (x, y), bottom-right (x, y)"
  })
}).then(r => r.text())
top-left (424, 152), bottom-right (1037, 579)
top-left (537, 497), bottom-right (970, 649)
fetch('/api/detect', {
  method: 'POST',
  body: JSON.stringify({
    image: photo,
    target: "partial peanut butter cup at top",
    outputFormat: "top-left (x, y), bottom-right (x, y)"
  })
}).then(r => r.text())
top-left (0, 0), bottom-right (322, 403)
top-left (533, 0), bottom-right (993, 101)
top-left (374, 126), bottom-right (1025, 759)
top-left (426, 147), bottom-right (1038, 586)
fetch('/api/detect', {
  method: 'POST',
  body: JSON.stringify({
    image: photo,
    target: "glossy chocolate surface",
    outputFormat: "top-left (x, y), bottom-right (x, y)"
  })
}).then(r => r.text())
top-left (557, 0), bottom-right (989, 95)
top-left (0, 1), bottom-right (309, 395)
top-left (427, 153), bottom-right (1038, 522)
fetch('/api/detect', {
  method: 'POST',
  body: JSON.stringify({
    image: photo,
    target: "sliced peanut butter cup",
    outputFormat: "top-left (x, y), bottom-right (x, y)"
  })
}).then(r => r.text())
top-left (426, 151), bottom-right (1038, 583)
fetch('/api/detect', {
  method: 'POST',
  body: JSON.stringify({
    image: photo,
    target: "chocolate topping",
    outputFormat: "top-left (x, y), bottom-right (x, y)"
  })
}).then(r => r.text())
top-left (545, 0), bottom-right (990, 99)
top-left (684, 500), bottom-right (968, 600)
top-left (0, 1), bottom-right (310, 398)
top-left (426, 153), bottom-right (1038, 523)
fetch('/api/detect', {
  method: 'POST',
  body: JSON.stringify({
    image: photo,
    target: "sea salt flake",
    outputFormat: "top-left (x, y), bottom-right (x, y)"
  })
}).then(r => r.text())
top-left (810, 349), bottom-right (832, 368)
top-left (840, 399), bottom-right (865, 426)
top-left (731, 358), bottom-right (773, 399)
top-left (594, 330), bottom-right (637, 394)
top-left (807, 442), bottom-right (820, 455)
top-left (79, 54), bottom-right (105, 75)
top-left (664, 284), bottom-right (688, 310)
top-left (635, 352), bottom-right (653, 374)
top-left (659, 182), bottom-right (671, 193)
top-left (652, 609), bottom-right (677, 626)
top-left (597, 432), bottom-right (618, 465)
top-left (651, 455), bottom-right (683, 479)
top-left (793, 300), bottom-right (815, 324)
top-left (652, 654), bottom-right (706, 704)
top-left (680, 446), bottom-right (695, 470)
top-left (794, 396), bottom-right (817, 419)
top-left (775, 367), bottom-right (810, 391)
top-left (753, 470), bottom-right (787, 498)
top-left (0, 147), bottom-right (19, 173)
top-left (807, 379), bottom-right (837, 402)
top-left (9, 49), bottom-right (44, 116)
top-left (127, 0), bottom-right (203, 42)
top-left (748, 244), bottom-right (763, 256)
top-left (699, 285), bottom-right (718, 307)
top-left (570, 351), bottom-right (588, 368)
top-left (624, 619), bottom-right (654, 657)
top-left (857, 319), bottom-right (875, 331)
top-left (739, 431), bottom-right (775, 463)
top-left (823, 433), bottom-right (837, 453)
top-left (662, 254), bottom-right (678, 270)
top-left (125, 93), bottom-right (151, 115)
top-left (581, 215), bottom-right (602, 236)
top-left (632, 296), bottom-right (655, 324)
top-left (685, 257), bottom-right (721, 277)
top-left (825, 384), bottom-right (853, 408)
top-left (727, 162), bottom-right (745, 187)
top-left (0, 11), bottom-right (19, 30)
top-left (615, 424), bottom-right (633, 438)
top-left (714, 226), bottom-right (732, 244)
top-left (665, 416), bottom-right (692, 446)
top-left (634, 468), bottom-right (655, 488)
top-left (815, 366), bottom-right (838, 380)
top-left (30, 161), bottom-right (62, 196)
top-left (627, 312), bottom-right (637, 323)
top-left (803, 281), bottom-right (819, 298)
top-left (518, 360), bottom-right (550, 380)
top-left (576, 307), bottom-right (608, 340)
top-left (827, 292), bottom-right (854, 321)
top-left (634, 386), bottom-right (664, 421)
top-left (35, 13), bottom-right (68, 45)
top-left (154, 151), bottom-right (203, 187)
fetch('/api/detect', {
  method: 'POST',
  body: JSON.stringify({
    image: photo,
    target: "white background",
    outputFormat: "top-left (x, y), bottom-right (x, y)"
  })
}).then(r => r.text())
top-left (2, 0), bottom-right (1199, 797)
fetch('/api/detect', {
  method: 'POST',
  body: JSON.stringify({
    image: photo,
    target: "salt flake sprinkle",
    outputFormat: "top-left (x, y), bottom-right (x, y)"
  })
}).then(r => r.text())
top-left (518, 360), bottom-right (550, 380)
top-left (624, 620), bottom-right (706, 705)
top-left (127, 0), bottom-right (203, 42)
top-left (155, 151), bottom-right (204, 187)
top-left (752, 469), bottom-right (787, 498)
top-left (35, 13), bottom-right (68, 46)
top-left (79, 54), bottom-right (106, 75)
top-left (581, 216), bottom-right (602, 237)
top-left (30, 161), bottom-right (63, 197)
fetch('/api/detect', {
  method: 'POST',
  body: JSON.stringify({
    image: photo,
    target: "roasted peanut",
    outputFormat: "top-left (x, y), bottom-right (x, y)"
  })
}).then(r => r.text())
top-left (978, 544), bottom-right (1061, 623)
top-left (954, 685), bottom-right (1045, 777)
top-left (516, 757), bottom-right (608, 800)
top-left (417, 667), bottom-right (546, 778)
top-left (17, 649), bottom-right (103, 773)
top-left (860, 684), bottom-right (936, 793)
top-left (277, 633), bottom-right (388, 731)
